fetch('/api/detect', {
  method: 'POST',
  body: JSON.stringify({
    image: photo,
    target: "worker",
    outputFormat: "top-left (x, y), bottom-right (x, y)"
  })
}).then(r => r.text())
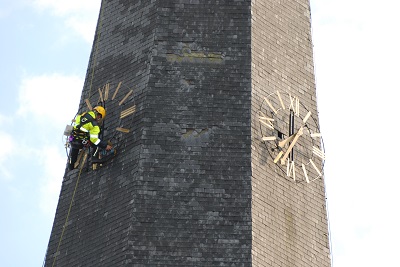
top-left (68, 106), bottom-right (112, 170)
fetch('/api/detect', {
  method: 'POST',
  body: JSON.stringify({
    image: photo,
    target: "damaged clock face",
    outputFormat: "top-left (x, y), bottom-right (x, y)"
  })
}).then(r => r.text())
top-left (84, 81), bottom-right (137, 170)
top-left (87, 81), bottom-right (136, 135)
top-left (258, 90), bottom-right (325, 184)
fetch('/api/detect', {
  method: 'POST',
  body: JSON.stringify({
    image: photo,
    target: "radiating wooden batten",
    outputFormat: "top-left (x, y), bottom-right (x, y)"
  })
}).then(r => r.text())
top-left (120, 105), bottom-right (136, 119)
top-left (104, 83), bottom-right (110, 100)
top-left (119, 90), bottom-right (133, 106)
top-left (116, 127), bottom-right (130, 133)
top-left (80, 153), bottom-right (88, 171)
top-left (98, 88), bottom-right (104, 103)
top-left (112, 82), bottom-right (122, 100)
top-left (85, 99), bottom-right (92, 110)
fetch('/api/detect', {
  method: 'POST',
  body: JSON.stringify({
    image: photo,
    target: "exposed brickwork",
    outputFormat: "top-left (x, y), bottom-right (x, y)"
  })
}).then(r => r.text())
top-left (45, 0), bottom-right (330, 266)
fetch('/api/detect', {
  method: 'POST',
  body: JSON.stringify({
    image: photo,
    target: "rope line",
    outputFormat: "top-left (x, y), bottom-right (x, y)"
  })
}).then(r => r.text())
top-left (46, 1), bottom-right (106, 265)
top-left (51, 152), bottom-right (88, 267)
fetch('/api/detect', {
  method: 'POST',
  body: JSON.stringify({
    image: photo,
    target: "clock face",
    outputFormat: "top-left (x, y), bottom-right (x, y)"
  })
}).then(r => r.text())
top-left (96, 81), bottom-right (136, 134)
top-left (258, 90), bottom-right (325, 183)
top-left (91, 82), bottom-right (136, 170)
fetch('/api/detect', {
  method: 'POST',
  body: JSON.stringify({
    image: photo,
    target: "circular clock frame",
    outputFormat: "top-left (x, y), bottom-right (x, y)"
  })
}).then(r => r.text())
top-left (258, 90), bottom-right (325, 184)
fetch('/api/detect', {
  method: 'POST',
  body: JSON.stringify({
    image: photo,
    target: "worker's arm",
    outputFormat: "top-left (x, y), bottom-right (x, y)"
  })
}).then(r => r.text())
top-left (89, 125), bottom-right (112, 150)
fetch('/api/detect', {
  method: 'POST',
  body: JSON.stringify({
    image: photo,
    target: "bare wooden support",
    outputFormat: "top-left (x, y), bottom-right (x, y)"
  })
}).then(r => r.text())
top-left (262, 136), bottom-right (276, 141)
top-left (112, 82), bottom-right (122, 100)
top-left (264, 97), bottom-right (277, 114)
top-left (311, 132), bottom-right (322, 138)
top-left (75, 150), bottom-right (85, 169)
top-left (98, 88), bottom-right (104, 103)
top-left (119, 90), bottom-right (133, 106)
top-left (79, 152), bottom-right (88, 171)
top-left (104, 83), bottom-right (109, 100)
top-left (85, 99), bottom-right (92, 110)
top-left (116, 127), bottom-right (130, 133)
top-left (120, 105), bottom-right (136, 119)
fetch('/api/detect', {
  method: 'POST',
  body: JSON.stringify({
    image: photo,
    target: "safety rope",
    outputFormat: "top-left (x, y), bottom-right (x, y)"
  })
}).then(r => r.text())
top-left (51, 152), bottom-right (88, 267)
top-left (45, 1), bottom-right (106, 266)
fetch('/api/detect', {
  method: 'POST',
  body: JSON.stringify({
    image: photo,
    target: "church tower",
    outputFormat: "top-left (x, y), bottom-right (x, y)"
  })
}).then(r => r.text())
top-left (45, 0), bottom-right (331, 266)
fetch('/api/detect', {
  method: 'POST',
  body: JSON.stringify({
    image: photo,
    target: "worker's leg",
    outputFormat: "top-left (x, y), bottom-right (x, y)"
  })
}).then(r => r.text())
top-left (69, 142), bottom-right (83, 170)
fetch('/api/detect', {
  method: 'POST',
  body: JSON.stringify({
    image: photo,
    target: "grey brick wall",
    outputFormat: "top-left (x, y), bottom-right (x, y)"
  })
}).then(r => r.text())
top-left (45, 0), bottom-right (330, 266)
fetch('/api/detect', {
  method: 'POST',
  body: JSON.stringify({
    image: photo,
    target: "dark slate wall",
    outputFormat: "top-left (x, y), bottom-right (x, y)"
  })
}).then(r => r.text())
top-left (45, 0), bottom-right (252, 266)
top-left (45, 1), bottom-right (158, 266)
top-left (128, 1), bottom-right (252, 265)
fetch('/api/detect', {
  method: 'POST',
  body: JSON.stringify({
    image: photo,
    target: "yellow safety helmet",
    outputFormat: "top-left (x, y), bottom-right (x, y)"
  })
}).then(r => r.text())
top-left (93, 106), bottom-right (106, 118)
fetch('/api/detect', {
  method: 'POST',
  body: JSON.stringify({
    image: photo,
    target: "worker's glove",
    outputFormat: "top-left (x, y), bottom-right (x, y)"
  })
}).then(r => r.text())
top-left (105, 140), bottom-right (113, 151)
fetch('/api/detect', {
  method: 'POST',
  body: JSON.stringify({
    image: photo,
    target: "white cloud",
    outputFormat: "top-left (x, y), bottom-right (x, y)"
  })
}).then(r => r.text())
top-left (38, 145), bottom-right (66, 216)
top-left (0, 2), bottom-right (17, 19)
top-left (32, 0), bottom-right (100, 43)
top-left (0, 131), bottom-right (15, 181)
top-left (0, 114), bottom-right (16, 180)
top-left (17, 73), bottom-right (83, 126)
top-left (65, 16), bottom-right (97, 44)
top-left (32, 0), bottom-right (100, 16)
top-left (15, 73), bottom-right (85, 216)
top-left (0, 114), bottom-right (11, 127)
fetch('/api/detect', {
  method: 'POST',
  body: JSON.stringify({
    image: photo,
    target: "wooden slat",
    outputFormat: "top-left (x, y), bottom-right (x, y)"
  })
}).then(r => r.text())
top-left (264, 97), bottom-right (277, 114)
top-left (280, 127), bottom-right (304, 164)
top-left (79, 153), bottom-right (88, 171)
top-left (98, 88), bottom-right (104, 103)
top-left (310, 159), bottom-right (322, 176)
top-left (278, 134), bottom-right (295, 148)
top-left (302, 164), bottom-right (310, 183)
top-left (262, 136), bottom-right (276, 141)
top-left (311, 132), bottom-right (322, 138)
top-left (85, 99), bottom-right (92, 110)
top-left (312, 146), bottom-right (326, 160)
top-left (259, 118), bottom-right (274, 130)
top-left (302, 111), bottom-right (312, 124)
top-left (116, 127), bottom-right (130, 133)
top-left (104, 83), bottom-right (109, 100)
top-left (273, 151), bottom-right (283, 164)
top-left (112, 82), bottom-right (122, 100)
top-left (276, 90), bottom-right (285, 110)
top-left (75, 150), bottom-right (87, 169)
top-left (119, 90), bottom-right (133, 106)
top-left (120, 105), bottom-right (136, 119)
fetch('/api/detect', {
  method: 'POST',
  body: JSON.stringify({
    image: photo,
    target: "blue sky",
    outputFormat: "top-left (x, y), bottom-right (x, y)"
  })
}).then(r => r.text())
top-left (1, 1), bottom-right (399, 266)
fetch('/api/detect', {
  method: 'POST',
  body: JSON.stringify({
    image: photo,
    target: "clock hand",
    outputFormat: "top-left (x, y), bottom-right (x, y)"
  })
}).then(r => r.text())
top-left (280, 111), bottom-right (312, 148)
top-left (279, 110), bottom-right (312, 146)
top-left (278, 127), bottom-right (304, 165)
top-left (278, 133), bottom-right (296, 148)
top-left (289, 109), bottom-right (295, 161)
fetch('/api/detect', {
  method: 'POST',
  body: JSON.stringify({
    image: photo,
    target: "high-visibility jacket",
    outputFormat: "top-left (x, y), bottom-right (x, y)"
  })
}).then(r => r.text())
top-left (72, 111), bottom-right (107, 149)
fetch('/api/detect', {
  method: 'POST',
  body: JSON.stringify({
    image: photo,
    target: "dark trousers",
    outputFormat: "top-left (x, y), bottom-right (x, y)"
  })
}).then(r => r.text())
top-left (68, 140), bottom-right (103, 170)
top-left (68, 140), bottom-right (84, 170)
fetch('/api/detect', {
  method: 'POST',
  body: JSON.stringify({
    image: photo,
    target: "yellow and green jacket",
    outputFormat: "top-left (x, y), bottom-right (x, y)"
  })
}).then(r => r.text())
top-left (72, 111), bottom-right (107, 149)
